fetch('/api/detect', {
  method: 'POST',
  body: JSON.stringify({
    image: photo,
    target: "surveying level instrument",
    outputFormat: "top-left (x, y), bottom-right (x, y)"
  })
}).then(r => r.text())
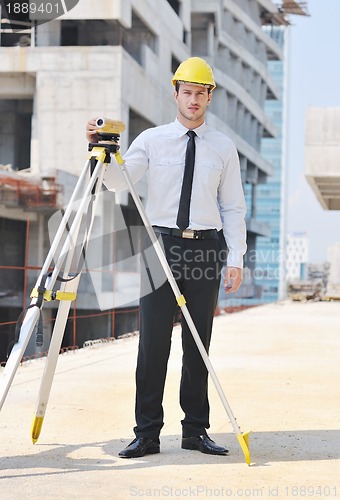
top-left (0, 118), bottom-right (251, 465)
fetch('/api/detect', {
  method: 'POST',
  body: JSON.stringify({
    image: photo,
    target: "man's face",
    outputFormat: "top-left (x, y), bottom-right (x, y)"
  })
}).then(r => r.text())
top-left (174, 82), bottom-right (212, 127)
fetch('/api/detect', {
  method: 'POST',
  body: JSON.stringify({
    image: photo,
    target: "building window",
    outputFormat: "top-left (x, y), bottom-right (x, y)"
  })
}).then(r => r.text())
top-left (0, 99), bottom-right (32, 171)
top-left (167, 0), bottom-right (180, 16)
top-left (171, 55), bottom-right (181, 75)
top-left (60, 14), bottom-right (158, 65)
top-left (129, 108), bottom-right (155, 145)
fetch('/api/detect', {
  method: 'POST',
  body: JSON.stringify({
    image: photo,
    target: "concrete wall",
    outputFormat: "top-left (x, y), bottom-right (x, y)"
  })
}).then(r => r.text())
top-left (0, 0), bottom-right (286, 357)
top-left (305, 107), bottom-right (340, 210)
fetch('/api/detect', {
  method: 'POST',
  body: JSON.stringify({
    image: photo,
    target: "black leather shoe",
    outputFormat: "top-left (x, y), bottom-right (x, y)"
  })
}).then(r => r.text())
top-left (181, 435), bottom-right (228, 456)
top-left (119, 437), bottom-right (160, 458)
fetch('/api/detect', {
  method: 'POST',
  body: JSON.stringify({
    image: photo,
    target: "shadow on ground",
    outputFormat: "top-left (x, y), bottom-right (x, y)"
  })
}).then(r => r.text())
top-left (0, 430), bottom-right (339, 479)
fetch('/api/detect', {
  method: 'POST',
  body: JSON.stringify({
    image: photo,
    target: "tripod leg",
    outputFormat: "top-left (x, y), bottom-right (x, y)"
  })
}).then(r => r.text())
top-left (47, 159), bottom-right (105, 289)
top-left (113, 152), bottom-right (251, 464)
top-left (31, 275), bottom-right (80, 443)
top-left (34, 159), bottom-right (92, 287)
top-left (0, 157), bottom-right (105, 417)
top-left (31, 158), bottom-right (107, 443)
top-left (0, 161), bottom-right (92, 412)
top-left (0, 307), bottom-right (41, 410)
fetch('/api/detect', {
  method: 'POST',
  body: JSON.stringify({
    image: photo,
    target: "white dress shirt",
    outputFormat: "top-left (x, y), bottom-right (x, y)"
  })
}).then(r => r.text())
top-left (103, 119), bottom-right (247, 268)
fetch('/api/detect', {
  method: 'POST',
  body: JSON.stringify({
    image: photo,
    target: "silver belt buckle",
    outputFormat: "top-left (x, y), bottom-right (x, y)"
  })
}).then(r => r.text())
top-left (182, 229), bottom-right (195, 239)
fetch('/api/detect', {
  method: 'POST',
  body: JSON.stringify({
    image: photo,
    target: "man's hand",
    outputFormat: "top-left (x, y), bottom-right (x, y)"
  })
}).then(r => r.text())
top-left (86, 117), bottom-right (100, 143)
top-left (224, 266), bottom-right (243, 294)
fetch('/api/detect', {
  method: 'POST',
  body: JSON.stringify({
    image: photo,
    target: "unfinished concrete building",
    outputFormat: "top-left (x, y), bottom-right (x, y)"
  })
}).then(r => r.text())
top-left (0, 0), bottom-right (294, 361)
top-left (305, 107), bottom-right (340, 301)
top-left (305, 107), bottom-right (340, 211)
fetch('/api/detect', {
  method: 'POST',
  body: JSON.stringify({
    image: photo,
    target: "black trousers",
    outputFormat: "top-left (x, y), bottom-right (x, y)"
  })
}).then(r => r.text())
top-left (134, 232), bottom-right (226, 439)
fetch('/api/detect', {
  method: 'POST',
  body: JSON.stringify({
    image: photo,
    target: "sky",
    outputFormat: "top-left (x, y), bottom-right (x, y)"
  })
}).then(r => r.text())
top-left (286, 0), bottom-right (340, 262)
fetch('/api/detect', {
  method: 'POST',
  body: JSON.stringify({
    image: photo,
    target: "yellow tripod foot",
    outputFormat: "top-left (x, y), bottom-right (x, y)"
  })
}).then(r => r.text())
top-left (237, 431), bottom-right (251, 465)
top-left (31, 416), bottom-right (44, 444)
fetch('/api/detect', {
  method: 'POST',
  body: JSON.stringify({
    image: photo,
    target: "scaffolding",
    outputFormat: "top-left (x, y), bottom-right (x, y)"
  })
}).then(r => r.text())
top-left (281, 1), bottom-right (309, 16)
top-left (0, 173), bottom-right (62, 209)
top-left (0, 215), bottom-right (141, 365)
top-left (261, 0), bottom-right (309, 26)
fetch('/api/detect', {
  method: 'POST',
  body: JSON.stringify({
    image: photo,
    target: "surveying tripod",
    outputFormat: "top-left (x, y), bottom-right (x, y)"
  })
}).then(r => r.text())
top-left (0, 118), bottom-right (251, 464)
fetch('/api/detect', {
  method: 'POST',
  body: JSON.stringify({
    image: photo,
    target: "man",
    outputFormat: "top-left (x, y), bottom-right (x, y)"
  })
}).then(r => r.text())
top-left (86, 57), bottom-right (247, 458)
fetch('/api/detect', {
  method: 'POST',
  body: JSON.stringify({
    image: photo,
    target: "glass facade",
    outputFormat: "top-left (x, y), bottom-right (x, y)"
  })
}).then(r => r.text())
top-left (212, 23), bottom-right (289, 310)
top-left (245, 27), bottom-right (287, 304)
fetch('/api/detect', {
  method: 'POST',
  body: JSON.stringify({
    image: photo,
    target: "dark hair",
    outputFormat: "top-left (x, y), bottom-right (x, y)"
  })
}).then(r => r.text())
top-left (175, 81), bottom-right (211, 94)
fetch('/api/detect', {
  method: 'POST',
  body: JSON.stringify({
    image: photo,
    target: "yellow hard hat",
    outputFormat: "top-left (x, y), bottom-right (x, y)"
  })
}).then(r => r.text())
top-left (172, 57), bottom-right (216, 90)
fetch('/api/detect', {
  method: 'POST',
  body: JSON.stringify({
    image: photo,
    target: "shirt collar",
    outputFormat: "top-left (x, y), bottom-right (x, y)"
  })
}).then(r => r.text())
top-left (173, 118), bottom-right (206, 139)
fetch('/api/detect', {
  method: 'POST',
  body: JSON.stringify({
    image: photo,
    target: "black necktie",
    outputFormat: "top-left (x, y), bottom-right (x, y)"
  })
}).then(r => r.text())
top-left (176, 130), bottom-right (196, 230)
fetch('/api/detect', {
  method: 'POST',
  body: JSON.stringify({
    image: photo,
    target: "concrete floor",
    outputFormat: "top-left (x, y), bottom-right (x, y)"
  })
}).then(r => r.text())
top-left (0, 300), bottom-right (339, 499)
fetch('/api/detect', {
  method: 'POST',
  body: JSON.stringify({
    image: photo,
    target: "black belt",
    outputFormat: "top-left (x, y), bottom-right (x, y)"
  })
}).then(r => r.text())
top-left (153, 226), bottom-right (218, 240)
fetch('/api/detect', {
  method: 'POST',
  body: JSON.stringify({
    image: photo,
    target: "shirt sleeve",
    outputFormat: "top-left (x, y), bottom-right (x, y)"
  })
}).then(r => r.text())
top-left (103, 131), bottom-right (149, 192)
top-left (218, 143), bottom-right (247, 269)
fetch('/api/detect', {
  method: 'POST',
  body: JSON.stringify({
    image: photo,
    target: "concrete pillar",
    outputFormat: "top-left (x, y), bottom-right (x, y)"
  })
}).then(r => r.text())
top-left (207, 21), bottom-right (215, 58)
top-left (36, 20), bottom-right (61, 46)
